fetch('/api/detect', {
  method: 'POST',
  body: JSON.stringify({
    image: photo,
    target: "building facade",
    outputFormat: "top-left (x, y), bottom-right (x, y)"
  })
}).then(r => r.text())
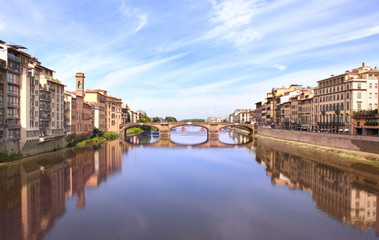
top-left (314, 63), bottom-right (379, 133)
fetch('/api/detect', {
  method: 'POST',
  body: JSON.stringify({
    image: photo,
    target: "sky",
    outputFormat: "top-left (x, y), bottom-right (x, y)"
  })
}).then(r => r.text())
top-left (1, 0), bottom-right (379, 119)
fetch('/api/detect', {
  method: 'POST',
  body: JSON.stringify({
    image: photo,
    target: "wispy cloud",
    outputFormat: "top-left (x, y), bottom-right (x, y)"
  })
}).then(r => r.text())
top-left (1, 0), bottom-right (378, 119)
top-left (119, 0), bottom-right (149, 32)
top-left (206, 0), bottom-right (264, 46)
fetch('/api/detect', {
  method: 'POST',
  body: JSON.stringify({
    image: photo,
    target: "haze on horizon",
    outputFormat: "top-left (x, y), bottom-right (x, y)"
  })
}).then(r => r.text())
top-left (1, 0), bottom-right (379, 120)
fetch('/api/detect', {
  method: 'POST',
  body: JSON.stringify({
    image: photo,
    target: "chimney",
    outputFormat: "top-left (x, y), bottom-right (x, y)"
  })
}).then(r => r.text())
top-left (362, 62), bottom-right (365, 67)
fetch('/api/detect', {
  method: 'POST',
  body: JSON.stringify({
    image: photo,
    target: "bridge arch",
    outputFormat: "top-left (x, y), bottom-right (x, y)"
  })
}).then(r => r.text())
top-left (217, 124), bottom-right (255, 134)
top-left (169, 123), bottom-right (210, 132)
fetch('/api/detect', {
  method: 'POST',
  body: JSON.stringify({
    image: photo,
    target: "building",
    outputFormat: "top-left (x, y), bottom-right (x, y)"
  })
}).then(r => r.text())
top-left (0, 41), bottom-right (22, 142)
top-left (314, 63), bottom-right (379, 133)
top-left (207, 116), bottom-right (217, 122)
top-left (298, 91), bottom-right (314, 131)
top-left (0, 41), bottom-right (65, 147)
top-left (38, 67), bottom-right (65, 137)
top-left (121, 104), bottom-right (131, 124)
top-left (105, 93), bottom-right (122, 132)
top-left (351, 109), bottom-right (379, 135)
top-left (134, 110), bottom-right (146, 122)
top-left (254, 101), bottom-right (262, 125)
top-left (84, 89), bottom-right (106, 131)
top-left (0, 59), bottom-right (7, 139)
top-left (84, 88), bottom-right (122, 133)
top-left (228, 109), bottom-right (252, 123)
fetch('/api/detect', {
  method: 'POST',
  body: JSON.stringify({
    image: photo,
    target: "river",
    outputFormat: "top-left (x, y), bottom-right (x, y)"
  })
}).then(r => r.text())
top-left (0, 127), bottom-right (378, 240)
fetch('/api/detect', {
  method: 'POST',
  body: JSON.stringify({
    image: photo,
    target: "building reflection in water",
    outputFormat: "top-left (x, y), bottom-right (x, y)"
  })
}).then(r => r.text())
top-left (252, 138), bottom-right (379, 234)
top-left (0, 140), bottom-right (129, 240)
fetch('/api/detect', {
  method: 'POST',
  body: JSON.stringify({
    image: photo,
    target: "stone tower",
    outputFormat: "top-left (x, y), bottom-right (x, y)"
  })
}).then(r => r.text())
top-left (76, 72), bottom-right (85, 97)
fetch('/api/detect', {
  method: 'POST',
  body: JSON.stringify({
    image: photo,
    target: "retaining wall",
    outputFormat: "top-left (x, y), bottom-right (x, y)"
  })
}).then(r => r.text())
top-left (0, 132), bottom-right (92, 158)
top-left (257, 126), bottom-right (379, 154)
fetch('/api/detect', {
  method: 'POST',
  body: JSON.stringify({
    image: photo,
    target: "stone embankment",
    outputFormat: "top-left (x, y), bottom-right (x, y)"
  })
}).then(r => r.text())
top-left (257, 126), bottom-right (379, 155)
top-left (0, 133), bottom-right (92, 163)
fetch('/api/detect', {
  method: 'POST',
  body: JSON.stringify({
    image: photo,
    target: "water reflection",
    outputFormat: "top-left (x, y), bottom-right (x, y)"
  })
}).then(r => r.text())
top-left (125, 129), bottom-right (252, 146)
top-left (0, 134), bottom-right (378, 240)
top-left (126, 132), bottom-right (159, 145)
top-left (253, 137), bottom-right (379, 233)
top-left (219, 128), bottom-right (251, 144)
top-left (170, 126), bottom-right (208, 145)
top-left (0, 141), bottom-right (127, 240)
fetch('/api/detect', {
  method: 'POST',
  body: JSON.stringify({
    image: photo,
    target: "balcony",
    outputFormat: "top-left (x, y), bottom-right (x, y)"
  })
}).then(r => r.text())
top-left (7, 114), bottom-right (19, 119)
top-left (40, 86), bottom-right (51, 92)
top-left (7, 102), bottom-right (20, 108)
top-left (8, 53), bottom-right (21, 62)
top-left (40, 115), bottom-right (51, 121)
top-left (7, 91), bottom-right (19, 96)
top-left (40, 95), bottom-right (51, 102)
top-left (8, 135), bottom-right (20, 140)
top-left (7, 78), bottom-right (20, 85)
top-left (7, 67), bottom-right (20, 74)
top-left (39, 105), bottom-right (51, 111)
top-left (6, 123), bottom-right (20, 129)
top-left (352, 109), bottom-right (378, 119)
top-left (321, 111), bottom-right (326, 115)
top-left (317, 122), bottom-right (344, 126)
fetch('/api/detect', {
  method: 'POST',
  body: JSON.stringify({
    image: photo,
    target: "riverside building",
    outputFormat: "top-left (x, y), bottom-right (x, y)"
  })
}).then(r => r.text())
top-left (314, 63), bottom-right (379, 134)
top-left (0, 40), bottom-right (65, 149)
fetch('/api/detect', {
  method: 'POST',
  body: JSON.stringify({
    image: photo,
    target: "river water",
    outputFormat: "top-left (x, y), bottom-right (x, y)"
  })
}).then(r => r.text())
top-left (0, 127), bottom-right (378, 240)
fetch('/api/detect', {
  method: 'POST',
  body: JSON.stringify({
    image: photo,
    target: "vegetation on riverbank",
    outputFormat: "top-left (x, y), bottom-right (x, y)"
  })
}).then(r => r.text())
top-left (126, 127), bottom-right (145, 136)
top-left (0, 152), bottom-right (23, 163)
top-left (126, 127), bottom-right (157, 136)
top-left (75, 132), bottom-right (120, 147)
top-left (255, 134), bottom-right (379, 163)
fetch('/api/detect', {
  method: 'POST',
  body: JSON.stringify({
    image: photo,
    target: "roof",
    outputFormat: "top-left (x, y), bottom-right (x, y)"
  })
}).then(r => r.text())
top-left (47, 78), bottom-right (66, 86)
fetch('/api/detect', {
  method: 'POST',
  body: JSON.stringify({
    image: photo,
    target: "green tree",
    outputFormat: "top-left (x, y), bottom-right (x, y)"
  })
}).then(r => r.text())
top-left (138, 116), bottom-right (151, 123)
top-left (152, 117), bottom-right (161, 122)
top-left (164, 116), bottom-right (177, 122)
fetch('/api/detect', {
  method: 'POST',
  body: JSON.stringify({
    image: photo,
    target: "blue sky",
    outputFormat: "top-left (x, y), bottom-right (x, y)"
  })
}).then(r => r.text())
top-left (1, 0), bottom-right (379, 119)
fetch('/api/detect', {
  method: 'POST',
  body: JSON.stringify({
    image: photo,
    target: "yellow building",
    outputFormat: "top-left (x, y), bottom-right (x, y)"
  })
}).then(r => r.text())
top-left (84, 89), bottom-right (122, 132)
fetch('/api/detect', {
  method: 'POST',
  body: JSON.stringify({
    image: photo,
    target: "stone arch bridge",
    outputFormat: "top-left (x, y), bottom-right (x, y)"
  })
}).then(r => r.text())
top-left (120, 122), bottom-right (256, 138)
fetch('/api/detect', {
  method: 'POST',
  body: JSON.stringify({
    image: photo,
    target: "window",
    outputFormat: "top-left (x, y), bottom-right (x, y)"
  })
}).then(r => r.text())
top-left (347, 83), bottom-right (349, 89)
top-left (358, 102), bottom-right (362, 110)
top-left (341, 94), bottom-right (343, 99)
top-left (369, 103), bottom-right (372, 110)
top-left (358, 92), bottom-right (361, 99)
top-left (375, 93), bottom-right (378, 99)
top-left (358, 83), bottom-right (361, 89)
top-left (369, 93), bottom-right (372, 99)
top-left (369, 83), bottom-right (372, 88)
top-left (347, 102), bottom-right (349, 110)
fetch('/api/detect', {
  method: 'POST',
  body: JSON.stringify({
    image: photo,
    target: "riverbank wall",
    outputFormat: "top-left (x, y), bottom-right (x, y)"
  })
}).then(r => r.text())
top-left (257, 126), bottom-right (379, 154)
top-left (0, 132), bottom-right (92, 158)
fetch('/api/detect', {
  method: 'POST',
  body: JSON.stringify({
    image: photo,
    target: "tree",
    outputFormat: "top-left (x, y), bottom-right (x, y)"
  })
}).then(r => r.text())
top-left (152, 117), bottom-right (161, 122)
top-left (138, 116), bottom-right (151, 123)
top-left (164, 116), bottom-right (177, 122)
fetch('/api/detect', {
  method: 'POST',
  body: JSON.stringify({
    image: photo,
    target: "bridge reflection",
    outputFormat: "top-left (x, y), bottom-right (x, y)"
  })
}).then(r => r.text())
top-left (124, 131), bottom-right (253, 148)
